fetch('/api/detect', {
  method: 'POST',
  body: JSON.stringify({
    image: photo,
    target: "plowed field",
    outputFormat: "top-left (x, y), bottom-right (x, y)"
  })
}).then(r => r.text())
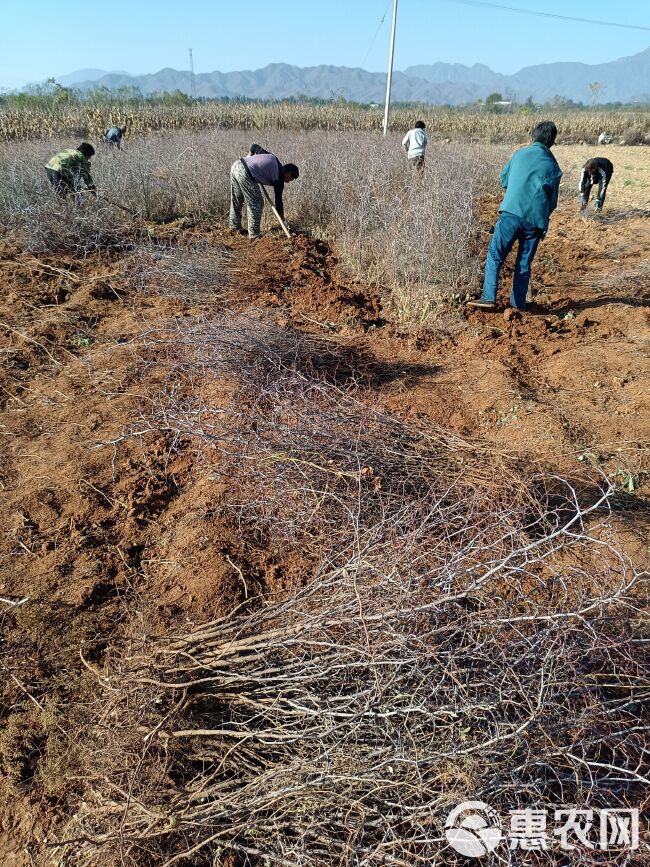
top-left (1, 187), bottom-right (649, 863)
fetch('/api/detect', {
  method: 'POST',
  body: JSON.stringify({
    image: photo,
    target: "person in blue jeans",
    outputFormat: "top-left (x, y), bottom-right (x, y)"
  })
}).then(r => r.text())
top-left (467, 121), bottom-right (562, 312)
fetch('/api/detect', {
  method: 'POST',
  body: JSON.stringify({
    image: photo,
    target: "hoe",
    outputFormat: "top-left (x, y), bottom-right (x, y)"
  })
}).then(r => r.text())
top-left (261, 186), bottom-right (292, 240)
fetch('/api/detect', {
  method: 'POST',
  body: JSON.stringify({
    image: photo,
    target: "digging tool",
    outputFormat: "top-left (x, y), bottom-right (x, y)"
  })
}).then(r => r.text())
top-left (102, 195), bottom-right (140, 218)
top-left (261, 186), bottom-right (292, 240)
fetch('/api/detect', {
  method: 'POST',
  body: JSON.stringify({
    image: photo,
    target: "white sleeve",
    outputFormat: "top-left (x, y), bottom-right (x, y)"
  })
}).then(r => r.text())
top-left (578, 169), bottom-right (586, 191)
top-left (402, 132), bottom-right (411, 147)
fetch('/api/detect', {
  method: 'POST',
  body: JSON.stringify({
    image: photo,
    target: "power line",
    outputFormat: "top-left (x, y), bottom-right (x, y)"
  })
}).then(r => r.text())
top-left (439, 0), bottom-right (650, 32)
top-left (360, 1), bottom-right (392, 69)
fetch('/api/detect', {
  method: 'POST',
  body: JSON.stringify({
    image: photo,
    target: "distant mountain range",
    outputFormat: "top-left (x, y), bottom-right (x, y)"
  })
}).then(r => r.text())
top-left (55, 68), bottom-right (131, 87)
top-left (52, 47), bottom-right (650, 105)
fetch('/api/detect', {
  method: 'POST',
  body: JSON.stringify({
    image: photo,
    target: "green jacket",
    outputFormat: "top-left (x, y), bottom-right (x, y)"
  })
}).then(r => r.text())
top-left (499, 142), bottom-right (562, 231)
top-left (45, 149), bottom-right (94, 188)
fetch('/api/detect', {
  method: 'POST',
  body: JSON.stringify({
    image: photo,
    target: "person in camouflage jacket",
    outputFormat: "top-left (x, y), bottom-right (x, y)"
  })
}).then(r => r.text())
top-left (45, 143), bottom-right (97, 199)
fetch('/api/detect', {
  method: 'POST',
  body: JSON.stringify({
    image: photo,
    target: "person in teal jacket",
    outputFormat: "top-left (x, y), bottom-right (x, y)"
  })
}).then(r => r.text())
top-left (468, 121), bottom-right (562, 312)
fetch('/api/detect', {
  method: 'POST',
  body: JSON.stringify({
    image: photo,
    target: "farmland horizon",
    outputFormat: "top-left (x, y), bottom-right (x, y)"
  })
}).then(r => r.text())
top-left (36, 42), bottom-right (650, 89)
top-left (5, 44), bottom-right (650, 107)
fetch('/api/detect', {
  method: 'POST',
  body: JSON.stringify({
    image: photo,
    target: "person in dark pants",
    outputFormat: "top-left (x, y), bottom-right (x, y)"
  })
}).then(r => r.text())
top-left (45, 142), bottom-right (97, 200)
top-left (467, 121), bottom-right (562, 312)
top-left (105, 125), bottom-right (127, 149)
top-left (580, 157), bottom-right (614, 212)
top-left (402, 120), bottom-right (427, 172)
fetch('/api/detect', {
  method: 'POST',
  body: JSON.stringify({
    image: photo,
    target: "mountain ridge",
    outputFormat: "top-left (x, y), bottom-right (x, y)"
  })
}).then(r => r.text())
top-left (44, 47), bottom-right (650, 105)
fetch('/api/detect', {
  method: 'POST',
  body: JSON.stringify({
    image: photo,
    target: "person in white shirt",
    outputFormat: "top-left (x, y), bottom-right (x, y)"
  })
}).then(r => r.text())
top-left (402, 120), bottom-right (427, 172)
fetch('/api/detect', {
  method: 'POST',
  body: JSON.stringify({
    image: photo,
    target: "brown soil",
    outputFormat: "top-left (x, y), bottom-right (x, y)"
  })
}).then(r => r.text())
top-left (1, 201), bottom-right (649, 864)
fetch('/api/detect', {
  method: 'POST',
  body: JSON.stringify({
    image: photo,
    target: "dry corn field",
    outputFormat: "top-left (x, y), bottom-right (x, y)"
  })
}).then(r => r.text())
top-left (1, 101), bottom-right (650, 142)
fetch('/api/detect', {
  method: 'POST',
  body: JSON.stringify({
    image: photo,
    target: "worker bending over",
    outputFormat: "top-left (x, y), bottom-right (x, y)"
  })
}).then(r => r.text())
top-left (229, 145), bottom-right (299, 240)
top-left (105, 125), bottom-right (127, 149)
top-left (579, 157), bottom-right (614, 212)
top-left (45, 143), bottom-right (97, 199)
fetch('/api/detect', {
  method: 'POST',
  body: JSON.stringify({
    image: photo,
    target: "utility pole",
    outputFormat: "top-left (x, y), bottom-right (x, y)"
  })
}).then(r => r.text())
top-left (189, 48), bottom-right (196, 100)
top-left (382, 0), bottom-right (399, 136)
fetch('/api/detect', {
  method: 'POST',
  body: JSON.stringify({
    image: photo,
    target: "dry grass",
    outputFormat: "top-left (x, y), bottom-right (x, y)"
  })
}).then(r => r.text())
top-left (0, 130), bottom-right (505, 322)
top-left (1, 131), bottom-right (649, 324)
top-left (129, 242), bottom-right (236, 305)
top-left (49, 315), bottom-right (648, 867)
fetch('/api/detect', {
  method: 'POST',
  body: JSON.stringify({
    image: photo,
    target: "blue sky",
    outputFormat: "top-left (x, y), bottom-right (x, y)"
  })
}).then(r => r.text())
top-left (1, 0), bottom-right (649, 89)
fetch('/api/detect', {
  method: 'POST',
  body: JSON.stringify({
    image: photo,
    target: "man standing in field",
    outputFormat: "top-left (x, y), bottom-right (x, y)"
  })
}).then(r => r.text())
top-left (45, 142), bottom-right (97, 199)
top-left (579, 156), bottom-right (614, 212)
top-left (229, 147), bottom-right (299, 240)
top-left (105, 124), bottom-right (127, 149)
top-left (467, 121), bottom-right (562, 312)
top-left (402, 120), bottom-right (427, 171)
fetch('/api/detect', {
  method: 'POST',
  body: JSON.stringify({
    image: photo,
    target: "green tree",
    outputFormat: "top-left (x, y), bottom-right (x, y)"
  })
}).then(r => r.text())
top-left (485, 92), bottom-right (504, 114)
top-left (518, 95), bottom-right (537, 115)
top-left (46, 78), bottom-right (78, 106)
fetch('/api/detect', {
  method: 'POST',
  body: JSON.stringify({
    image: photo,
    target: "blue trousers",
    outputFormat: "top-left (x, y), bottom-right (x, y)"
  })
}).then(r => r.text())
top-left (481, 212), bottom-right (544, 310)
